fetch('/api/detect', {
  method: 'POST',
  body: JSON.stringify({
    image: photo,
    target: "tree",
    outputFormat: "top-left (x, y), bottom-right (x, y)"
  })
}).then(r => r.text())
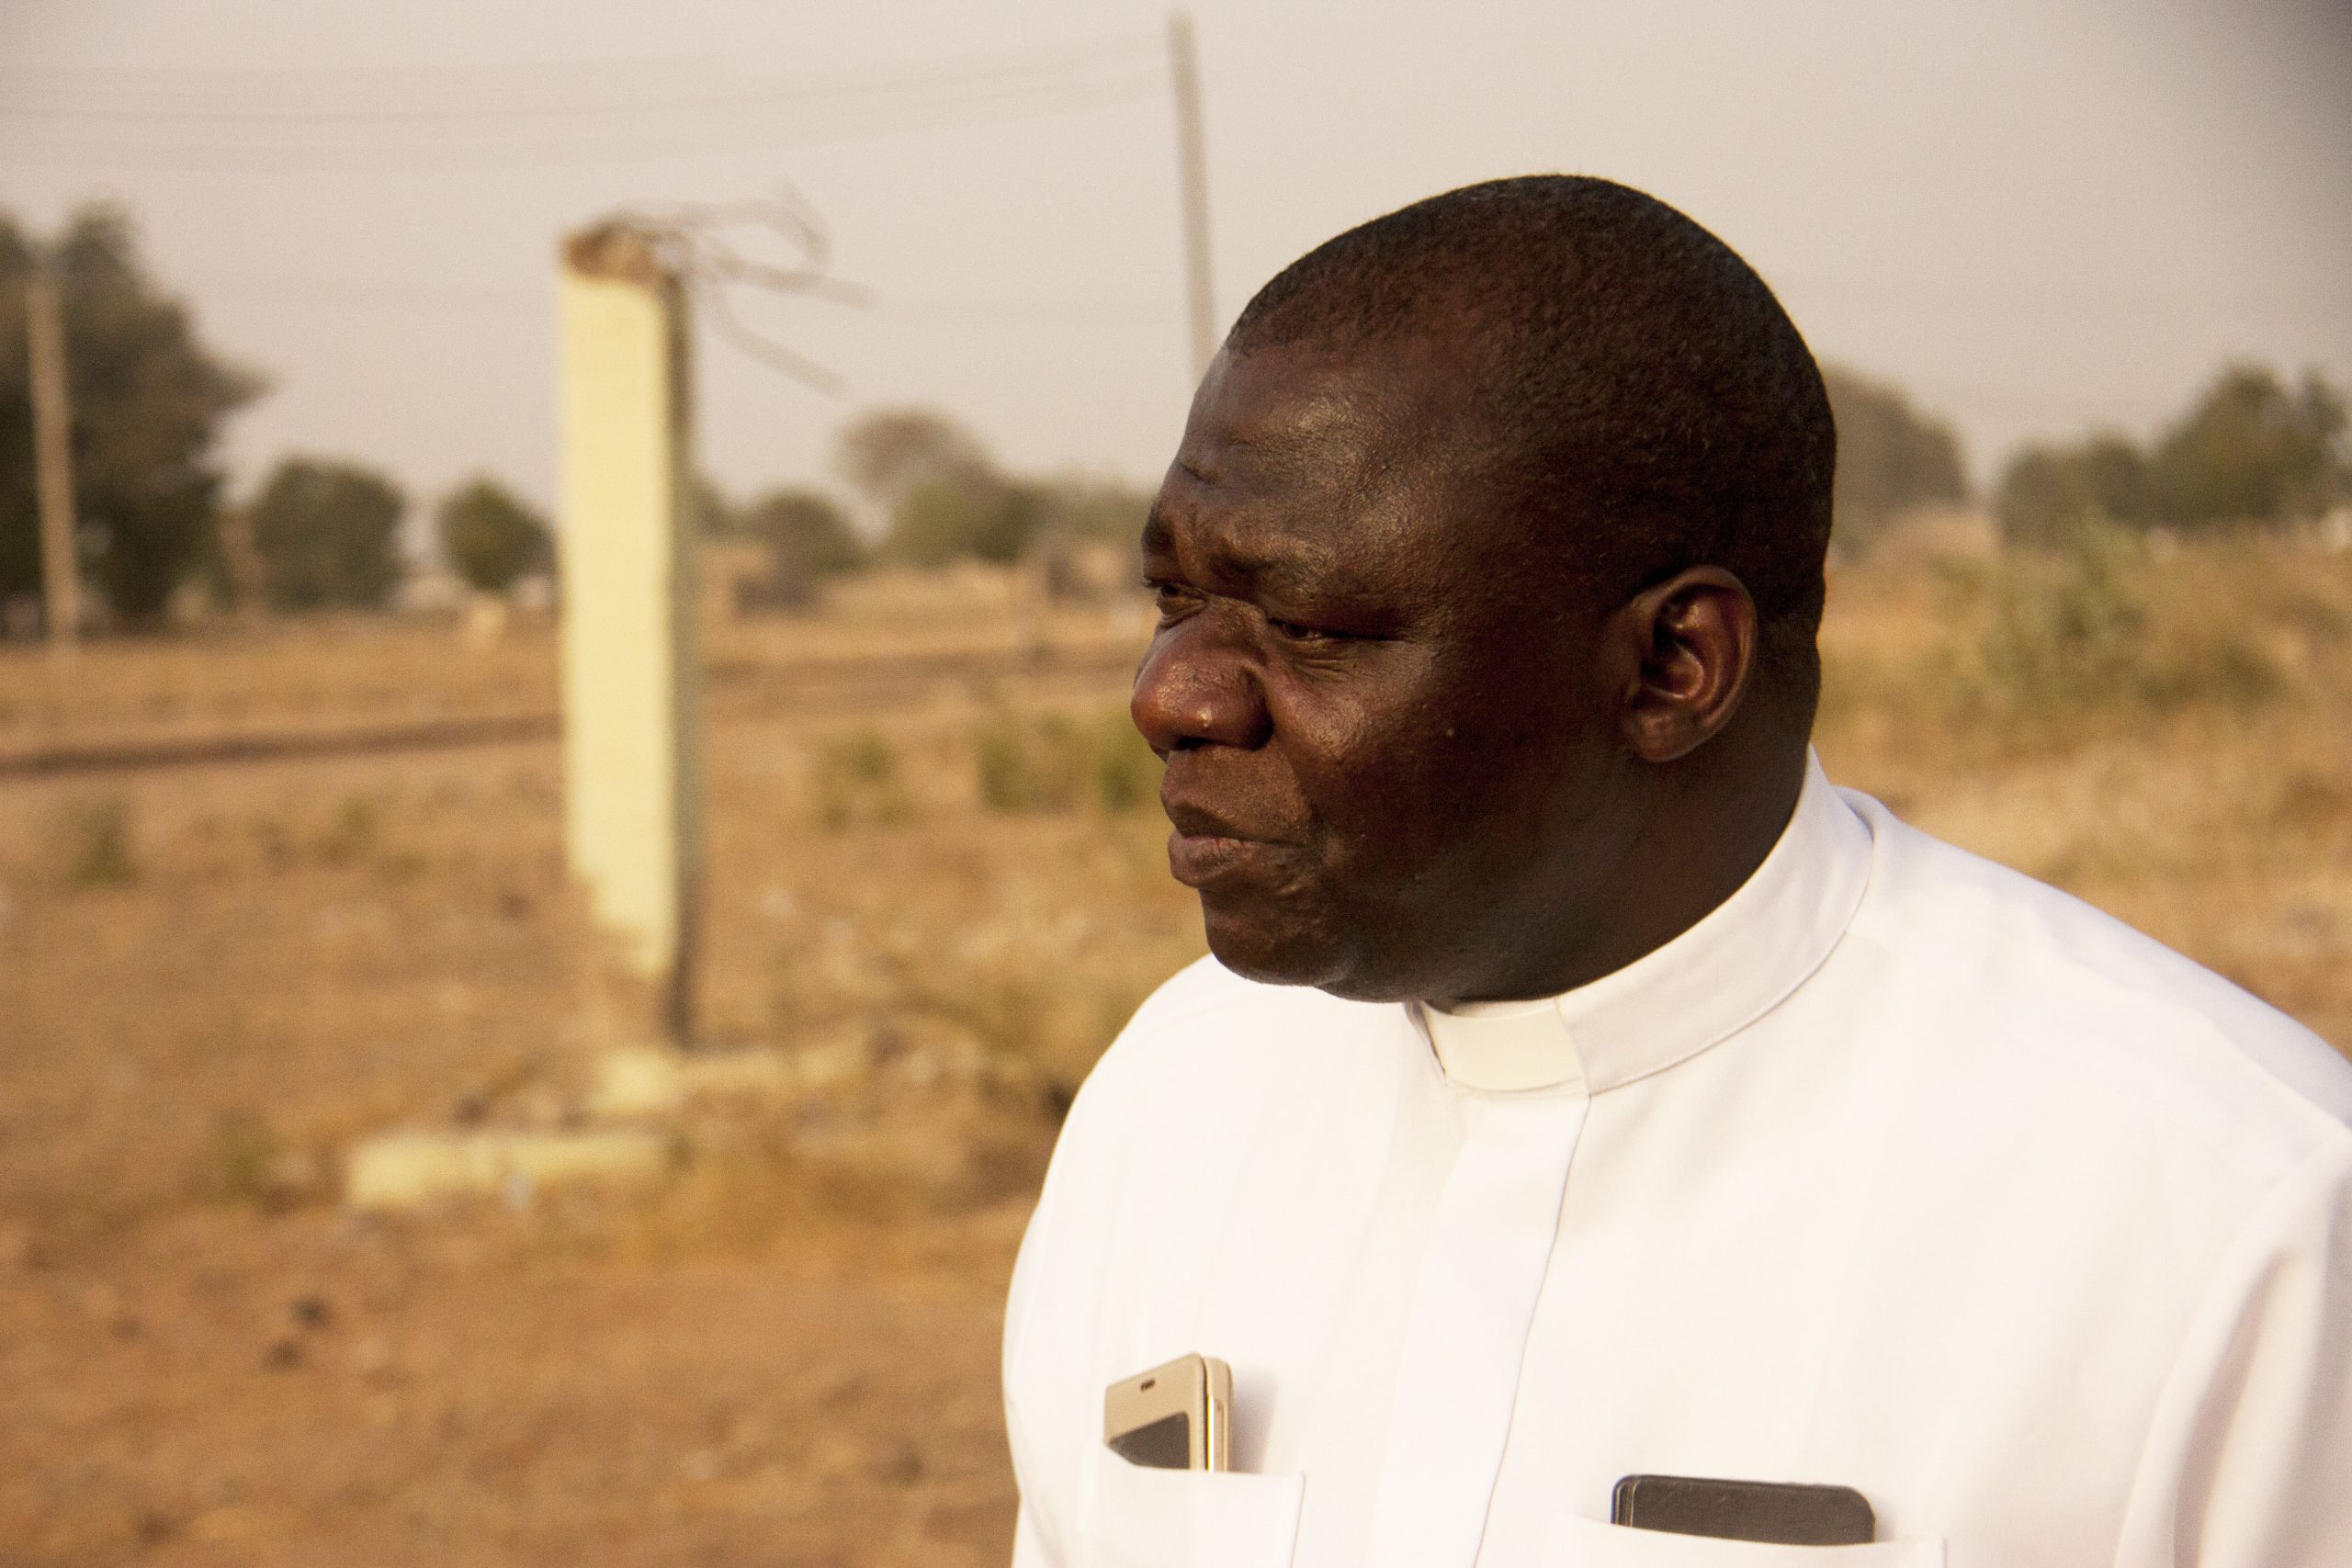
top-left (733, 487), bottom-right (865, 610)
top-left (1996, 434), bottom-right (2154, 547)
top-left (834, 408), bottom-right (991, 510)
top-left (742, 488), bottom-right (862, 576)
top-left (1027, 478), bottom-right (1153, 600)
top-left (1995, 364), bottom-right (2348, 546)
top-left (2151, 365), bottom-right (2346, 527)
top-left (250, 457), bottom-right (405, 610)
top-left (832, 408), bottom-right (1046, 567)
top-left (436, 477), bottom-right (551, 593)
top-left (692, 472), bottom-right (738, 538)
top-left (0, 205), bottom-right (263, 626)
top-left (1820, 365), bottom-right (1969, 554)
top-left (893, 475), bottom-right (1041, 567)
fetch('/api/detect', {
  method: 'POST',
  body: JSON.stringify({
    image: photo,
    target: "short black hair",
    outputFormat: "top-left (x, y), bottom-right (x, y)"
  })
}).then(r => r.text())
top-left (1227, 175), bottom-right (1835, 713)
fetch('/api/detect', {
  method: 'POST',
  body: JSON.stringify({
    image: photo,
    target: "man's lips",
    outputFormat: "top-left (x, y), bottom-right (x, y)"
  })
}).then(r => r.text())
top-left (1167, 829), bottom-right (1288, 889)
top-left (1161, 799), bottom-right (1300, 891)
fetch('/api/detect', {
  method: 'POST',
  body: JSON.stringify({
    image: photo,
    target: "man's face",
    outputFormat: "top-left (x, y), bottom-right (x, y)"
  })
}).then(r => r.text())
top-left (1134, 334), bottom-right (1636, 1003)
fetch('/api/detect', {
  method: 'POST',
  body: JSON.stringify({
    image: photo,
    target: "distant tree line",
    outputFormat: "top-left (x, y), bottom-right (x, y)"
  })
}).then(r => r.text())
top-left (1820, 365), bottom-right (1971, 554)
top-left (1996, 366), bottom-right (2347, 546)
top-left (707, 407), bottom-right (1151, 612)
top-left (232, 464), bottom-right (553, 610)
top-left (0, 204), bottom-right (559, 626)
top-left (6, 199), bottom-right (2346, 637)
top-left (830, 406), bottom-right (1149, 570)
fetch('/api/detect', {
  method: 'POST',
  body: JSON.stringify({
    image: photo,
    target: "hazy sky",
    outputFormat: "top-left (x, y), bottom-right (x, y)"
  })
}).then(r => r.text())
top-left (4, 0), bottom-right (2347, 524)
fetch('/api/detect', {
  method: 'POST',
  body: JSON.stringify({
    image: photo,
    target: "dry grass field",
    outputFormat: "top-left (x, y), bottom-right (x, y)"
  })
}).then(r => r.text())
top-left (2, 534), bottom-right (2346, 1566)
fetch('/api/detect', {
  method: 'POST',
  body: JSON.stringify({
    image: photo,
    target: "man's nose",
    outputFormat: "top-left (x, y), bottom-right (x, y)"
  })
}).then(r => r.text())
top-left (1131, 611), bottom-right (1272, 754)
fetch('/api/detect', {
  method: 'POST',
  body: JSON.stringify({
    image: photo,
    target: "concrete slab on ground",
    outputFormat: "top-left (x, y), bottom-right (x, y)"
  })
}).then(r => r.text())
top-left (346, 1127), bottom-right (668, 1212)
top-left (589, 1043), bottom-right (866, 1118)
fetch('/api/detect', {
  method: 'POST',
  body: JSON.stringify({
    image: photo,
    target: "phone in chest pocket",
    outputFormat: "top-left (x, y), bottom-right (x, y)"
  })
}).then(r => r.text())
top-left (1612, 1473), bottom-right (1876, 1545)
top-left (1103, 1353), bottom-right (1232, 1472)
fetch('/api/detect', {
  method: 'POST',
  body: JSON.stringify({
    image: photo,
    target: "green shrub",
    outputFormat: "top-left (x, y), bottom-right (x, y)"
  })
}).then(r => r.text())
top-left (58, 795), bottom-right (138, 888)
top-left (1089, 709), bottom-right (1158, 813)
top-left (975, 707), bottom-right (1158, 815)
top-left (814, 728), bottom-right (910, 830)
top-left (316, 795), bottom-right (379, 865)
top-left (210, 1109), bottom-right (279, 1205)
top-left (975, 711), bottom-right (1080, 812)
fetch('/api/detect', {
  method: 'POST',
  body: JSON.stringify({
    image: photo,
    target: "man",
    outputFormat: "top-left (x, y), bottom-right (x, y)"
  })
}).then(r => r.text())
top-left (1001, 176), bottom-right (2352, 1567)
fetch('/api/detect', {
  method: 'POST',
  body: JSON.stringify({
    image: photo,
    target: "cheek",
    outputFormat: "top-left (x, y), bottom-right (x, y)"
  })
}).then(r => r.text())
top-left (1273, 694), bottom-right (1485, 862)
top-left (1277, 673), bottom-right (1611, 881)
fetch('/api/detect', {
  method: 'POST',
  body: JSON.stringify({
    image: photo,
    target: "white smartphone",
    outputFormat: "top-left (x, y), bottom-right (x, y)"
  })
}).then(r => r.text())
top-left (1102, 1352), bottom-right (1232, 1472)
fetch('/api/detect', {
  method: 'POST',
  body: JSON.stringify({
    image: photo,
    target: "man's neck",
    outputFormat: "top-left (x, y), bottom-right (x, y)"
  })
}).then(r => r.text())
top-left (1429, 732), bottom-right (1810, 1010)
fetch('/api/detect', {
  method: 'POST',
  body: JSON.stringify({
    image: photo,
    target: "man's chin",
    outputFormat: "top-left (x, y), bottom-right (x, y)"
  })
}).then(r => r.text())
top-left (1200, 901), bottom-right (1354, 992)
top-left (1199, 897), bottom-right (1437, 1004)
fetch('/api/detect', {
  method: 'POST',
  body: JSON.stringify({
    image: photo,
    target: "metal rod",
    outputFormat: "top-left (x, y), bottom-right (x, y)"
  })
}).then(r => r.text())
top-left (1168, 10), bottom-right (1217, 382)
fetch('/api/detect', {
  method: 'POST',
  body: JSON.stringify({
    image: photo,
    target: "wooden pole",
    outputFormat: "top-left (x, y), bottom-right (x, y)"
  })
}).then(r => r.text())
top-left (1168, 10), bottom-right (1218, 382)
top-left (25, 269), bottom-right (81, 650)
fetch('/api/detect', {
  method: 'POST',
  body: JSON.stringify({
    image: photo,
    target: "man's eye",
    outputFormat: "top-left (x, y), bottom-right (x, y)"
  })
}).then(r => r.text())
top-left (1148, 581), bottom-right (1197, 617)
top-left (1266, 616), bottom-right (1332, 643)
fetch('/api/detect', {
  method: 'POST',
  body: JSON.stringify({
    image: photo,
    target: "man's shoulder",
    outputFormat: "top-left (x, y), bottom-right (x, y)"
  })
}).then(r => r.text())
top-left (1840, 788), bottom-right (2352, 1170)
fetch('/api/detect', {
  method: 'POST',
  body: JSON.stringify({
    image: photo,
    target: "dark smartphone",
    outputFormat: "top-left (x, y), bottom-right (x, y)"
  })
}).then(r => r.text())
top-left (1611, 1474), bottom-right (1875, 1545)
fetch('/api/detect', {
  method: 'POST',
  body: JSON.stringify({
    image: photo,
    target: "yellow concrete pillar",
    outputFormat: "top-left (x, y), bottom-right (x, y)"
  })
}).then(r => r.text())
top-left (556, 223), bottom-right (703, 1040)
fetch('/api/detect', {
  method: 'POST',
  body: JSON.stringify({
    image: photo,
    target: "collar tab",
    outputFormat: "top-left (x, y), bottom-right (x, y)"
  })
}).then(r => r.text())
top-left (1414, 998), bottom-right (1583, 1094)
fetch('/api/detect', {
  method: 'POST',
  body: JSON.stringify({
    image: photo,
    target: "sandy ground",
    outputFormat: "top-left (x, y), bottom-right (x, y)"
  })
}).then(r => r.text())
top-left (7, 1201), bottom-right (1027, 1567)
top-left (4, 544), bottom-right (2346, 1565)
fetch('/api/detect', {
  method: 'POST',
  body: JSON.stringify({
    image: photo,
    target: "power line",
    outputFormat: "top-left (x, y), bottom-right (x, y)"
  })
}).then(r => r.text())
top-left (0, 35), bottom-right (1162, 126)
top-left (177, 268), bottom-right (1179, 320)
top-left (0, 36), bottom-right (1169, 171)
top-left (0, 73), bottom-right (1166, 171)
top-left (180, 273), bottom-right (541, 312)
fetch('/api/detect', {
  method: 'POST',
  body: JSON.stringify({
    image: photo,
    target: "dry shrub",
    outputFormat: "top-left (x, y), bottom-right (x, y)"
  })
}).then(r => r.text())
top-left (1821, 528), bottom-right (2351, 789)
top-left (315, 794), bottom-right (379, 864)
top-left (1885, 528), bottom-right (2340, 748)
top-left (974, 706), bottom-right (1156, 815)
top-left (814, 728), bottom-right (912, 830)
top-left (53, 795), bottom-right (139, 889)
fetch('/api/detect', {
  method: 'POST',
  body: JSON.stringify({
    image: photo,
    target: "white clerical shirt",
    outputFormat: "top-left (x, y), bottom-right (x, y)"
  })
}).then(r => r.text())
top-left (1001, 756), bottom-right (2352, 1568)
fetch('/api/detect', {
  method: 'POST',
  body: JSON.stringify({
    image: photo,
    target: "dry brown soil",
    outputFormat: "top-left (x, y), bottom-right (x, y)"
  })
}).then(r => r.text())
top-left (4, 547), bottom-right (2347, 1565)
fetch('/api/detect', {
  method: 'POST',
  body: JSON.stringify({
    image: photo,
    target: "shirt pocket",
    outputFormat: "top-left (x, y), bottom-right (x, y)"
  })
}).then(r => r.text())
top-left (1078, 1452), bottom-right (1305, 1568)
top-left (1544, 1513), bottom-right (1945, 1568)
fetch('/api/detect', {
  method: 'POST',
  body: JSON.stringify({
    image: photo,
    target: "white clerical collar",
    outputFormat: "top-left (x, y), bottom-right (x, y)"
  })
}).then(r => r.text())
top-left (1410, 750), bottom-right (1874, 1095)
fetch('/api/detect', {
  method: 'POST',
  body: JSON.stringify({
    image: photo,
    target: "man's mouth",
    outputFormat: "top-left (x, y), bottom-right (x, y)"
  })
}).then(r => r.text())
top-left (1167, 829), bottom-right (1287, 889)
top-left (1160, 801), bottom-right (1300, 891)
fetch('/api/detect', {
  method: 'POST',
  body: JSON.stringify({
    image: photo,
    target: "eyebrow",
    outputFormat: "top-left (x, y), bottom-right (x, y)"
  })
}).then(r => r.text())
top-left (1141, 503), bottom-right (1337, 604)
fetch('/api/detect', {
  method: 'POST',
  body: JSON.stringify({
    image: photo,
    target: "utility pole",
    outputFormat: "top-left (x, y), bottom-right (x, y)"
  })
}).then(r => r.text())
top-left (1168, 9), bottom-right (1217, 381)
top-left (24, 268), bottom-right (82, 651)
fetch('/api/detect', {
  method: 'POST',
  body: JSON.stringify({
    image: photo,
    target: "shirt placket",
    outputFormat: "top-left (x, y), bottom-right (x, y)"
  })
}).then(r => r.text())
top-left (1361, 1088), bottom-right (1589, 1568)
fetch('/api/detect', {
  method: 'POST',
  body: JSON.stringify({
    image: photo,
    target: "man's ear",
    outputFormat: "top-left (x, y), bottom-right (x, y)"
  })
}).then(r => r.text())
top-left (1612, 567), bottom-right (1758, 763)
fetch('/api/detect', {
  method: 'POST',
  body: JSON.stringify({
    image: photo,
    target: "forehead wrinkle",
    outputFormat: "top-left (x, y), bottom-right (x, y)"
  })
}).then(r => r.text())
top-left (1148, 475), bottom-right (1355, 604)
top-left (1213, 388), bottom-right (1381, 496)
top-left (1184, 497), bottom-right (1403, 615)
top-left (1159, 339), bottom-right (1490, 608)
